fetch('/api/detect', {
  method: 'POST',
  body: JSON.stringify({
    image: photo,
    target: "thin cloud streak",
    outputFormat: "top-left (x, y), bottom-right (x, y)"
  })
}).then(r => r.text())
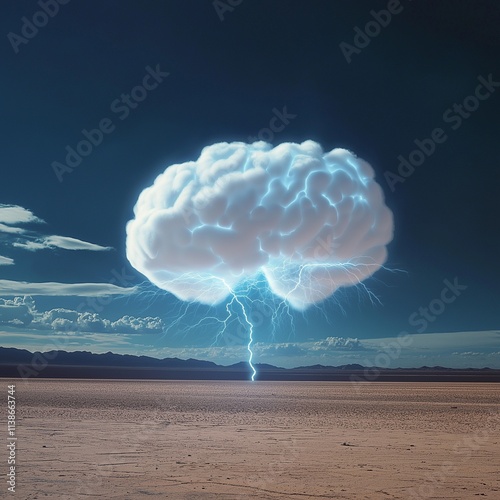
top-left (0, 204), bottom-right (112, 252)
top-left (0, 279), bottom-right (136, 297)
top-left (13, 236), bottom-right (112, 252)
top-left (0, 256), bottom-right (14, 266)
top-left (0, 223), bottom-right (26, 234)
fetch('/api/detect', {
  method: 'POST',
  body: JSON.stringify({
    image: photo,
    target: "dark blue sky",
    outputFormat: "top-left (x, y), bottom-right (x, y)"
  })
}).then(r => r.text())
top-left (0, 0), bottom-right (499, 367)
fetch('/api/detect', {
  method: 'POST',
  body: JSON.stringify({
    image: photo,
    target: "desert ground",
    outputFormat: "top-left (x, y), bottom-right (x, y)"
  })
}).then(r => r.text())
top-left (6, 380), bottom-right (500, 499)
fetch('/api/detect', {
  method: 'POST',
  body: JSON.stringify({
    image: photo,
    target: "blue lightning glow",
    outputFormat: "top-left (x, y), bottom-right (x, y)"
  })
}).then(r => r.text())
top-left (225, 287), bottom-right (257, 381)
top-left (126, 142), bottom-right (396, 381)
top-left (149, 274), bottom-right (263, 380)
top-left (132, 260), bottom-right (402, 381)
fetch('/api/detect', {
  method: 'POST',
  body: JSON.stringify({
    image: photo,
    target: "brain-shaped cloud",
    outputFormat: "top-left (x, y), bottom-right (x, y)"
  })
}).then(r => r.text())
top-left (126, 141), bottom-right (393, 310)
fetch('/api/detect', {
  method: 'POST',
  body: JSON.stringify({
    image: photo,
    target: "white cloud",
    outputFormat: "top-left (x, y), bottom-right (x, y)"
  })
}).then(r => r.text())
top-left (0, 297), bottom-right (34, 326)
top-left (0, 296), bottom-right (36, 308)
top-left (0, 204), bottom-right (44, 225)
top-left (0, 204), bottom-right (111, 253)
top-left (310, 336), bottom-right (367, 351)
top-left (42, 235), bottom-right (112, 251)
top-left (0, 297), bottom-right (164, 335)
top-left (42, 309), bottom-right (164, 334)
top-left (110, 315), bottom-right (164, 333)
top-left (0, 255), bottom-right (14, 266)
top-left (0, 223), bottom-right (26, 235)
top-left (12, 241), bottom-right (47, 251)
top-left (254, 342), bottom-right (306, 357)
top-left (126, 141), bottom-right (393, 310)
top-left (0, 279), bottom-right (136, 297)
top-left (12, 236), bottom-right (111, 252)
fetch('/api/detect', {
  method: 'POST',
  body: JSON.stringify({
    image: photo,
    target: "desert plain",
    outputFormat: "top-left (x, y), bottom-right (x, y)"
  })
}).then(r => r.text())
top-left (4, 380), bottom-right (500, 499)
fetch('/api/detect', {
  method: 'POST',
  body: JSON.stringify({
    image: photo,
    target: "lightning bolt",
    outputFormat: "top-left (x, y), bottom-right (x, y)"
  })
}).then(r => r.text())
top-left (153, 274), bottom-right (259, 381)
top-left (134, 261), bottom-right (403, 383)
top-left (223, 282), bottom-right (257, 382)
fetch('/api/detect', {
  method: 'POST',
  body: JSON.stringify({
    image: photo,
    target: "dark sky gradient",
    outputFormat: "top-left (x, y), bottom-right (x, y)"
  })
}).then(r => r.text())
top-left (0, 1), bottom-right (499, 365)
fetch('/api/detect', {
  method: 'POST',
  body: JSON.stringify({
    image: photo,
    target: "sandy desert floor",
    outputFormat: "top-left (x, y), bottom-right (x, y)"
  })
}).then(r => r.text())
top-left (4, 380), bottom-right (500, 499)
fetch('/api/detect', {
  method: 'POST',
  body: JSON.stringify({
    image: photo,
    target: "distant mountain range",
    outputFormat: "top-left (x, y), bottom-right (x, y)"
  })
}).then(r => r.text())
top-left (0, 347), bottom-right (498, 382)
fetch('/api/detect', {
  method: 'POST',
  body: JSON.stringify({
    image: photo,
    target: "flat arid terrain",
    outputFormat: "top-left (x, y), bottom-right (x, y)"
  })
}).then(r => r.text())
top-left (7, 380), bottom-right (500, 499)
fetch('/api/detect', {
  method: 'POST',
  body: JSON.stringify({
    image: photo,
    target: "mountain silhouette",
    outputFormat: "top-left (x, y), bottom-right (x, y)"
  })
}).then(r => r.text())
top-left (0, 347), bottom-right (497, 382)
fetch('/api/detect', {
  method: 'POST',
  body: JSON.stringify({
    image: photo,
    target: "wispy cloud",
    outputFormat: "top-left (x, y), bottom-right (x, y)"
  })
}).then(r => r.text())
top-left (453, 350), bottom-right (500, 357)
top-left (0, 255), bottom-right (14, 266)
top-left (363, 330), bottom-right (500, 352)
top-left (12, 236), bottom-right (111, 252)
top-left (43, 235), bottom-right (112, 251)
top-left (254, 342), bottom-right (306, 357)
top-left (0, 223), bottom-right (26, 235)
top-left (0, 279), bottom-right (136, 297)
top-left (0, 204), bottom-right (45, 225)
top-left (0, 204), bottom-right (111, 252)
top-left (12, 241), bottom-right (47, 251)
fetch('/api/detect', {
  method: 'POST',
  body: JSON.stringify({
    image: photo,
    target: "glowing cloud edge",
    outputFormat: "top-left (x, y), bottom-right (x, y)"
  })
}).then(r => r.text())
top-left (126, 140), bottom-right (394, 310)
